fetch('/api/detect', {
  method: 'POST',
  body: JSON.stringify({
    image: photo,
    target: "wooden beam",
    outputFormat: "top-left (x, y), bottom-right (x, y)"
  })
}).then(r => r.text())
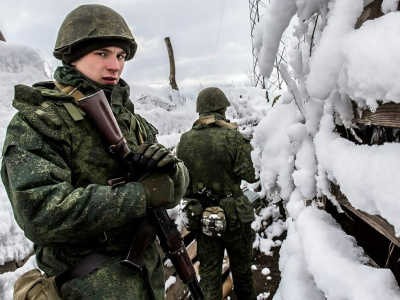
top-left (222, 275), bottom-right (234, 298)
top-left (331, 183), bottom-right (400, 248)
top-left (355, 0), bottom-right (384, 29)
top-left (0, 252), bottom-right (34, 274)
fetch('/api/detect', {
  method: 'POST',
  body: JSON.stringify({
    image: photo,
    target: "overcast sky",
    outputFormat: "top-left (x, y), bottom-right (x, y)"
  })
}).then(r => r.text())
top-left (0, 0), bottom-right (256, 89)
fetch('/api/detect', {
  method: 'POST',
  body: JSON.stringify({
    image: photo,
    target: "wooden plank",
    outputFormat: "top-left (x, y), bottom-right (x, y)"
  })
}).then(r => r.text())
top-left (354, 103), bottom-right (400, 128)
top-left (186, 240), bottom-right (198, 260)
top-left (165, 261), bottom-right (200, 300)
top-left (331, 183), bottom-right (400, 248)
top-left (340, 202), bottom-right (400, 248)
top-left (222, 256), bottom-right (230, 274)
top-left (182, 227), bottom-right (190, 237)
top-left (222, 275), bottom-right (233, 298)
top-left (0, 252), bottom-right (34, 274)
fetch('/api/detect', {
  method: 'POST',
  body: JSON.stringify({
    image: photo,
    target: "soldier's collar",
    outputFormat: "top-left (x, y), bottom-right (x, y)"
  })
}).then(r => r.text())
top-left (194, 115), bottom-right (238, 130)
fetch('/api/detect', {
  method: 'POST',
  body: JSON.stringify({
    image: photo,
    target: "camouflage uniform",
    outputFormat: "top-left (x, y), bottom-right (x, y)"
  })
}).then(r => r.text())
top-left (1, 65), bottom-right (188, 299)
top-left (177, 90), bottom-right (257, 300)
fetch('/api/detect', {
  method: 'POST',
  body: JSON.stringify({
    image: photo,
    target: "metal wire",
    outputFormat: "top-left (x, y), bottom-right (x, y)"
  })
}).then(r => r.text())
top-left (248, 0), bottom-right (287, 92)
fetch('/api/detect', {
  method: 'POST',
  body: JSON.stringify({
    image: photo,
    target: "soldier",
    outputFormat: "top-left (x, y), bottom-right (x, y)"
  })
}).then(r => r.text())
top-left (177, 87), bottom-right (257, 300)
top-left (1, 4), bottom-right (189, 300)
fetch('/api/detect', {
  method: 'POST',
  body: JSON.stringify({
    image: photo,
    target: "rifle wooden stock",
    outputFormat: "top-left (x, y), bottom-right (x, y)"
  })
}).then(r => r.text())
top-left (77, 90), bottom-right (204, 299)
top-left (78, 91), bottom-right (131, 159)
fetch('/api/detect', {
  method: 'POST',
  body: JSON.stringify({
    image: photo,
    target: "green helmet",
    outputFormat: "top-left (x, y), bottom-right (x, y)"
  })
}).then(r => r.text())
top-left (53, 4), bottom-right (137, 62)
top-left (196, 87), bottom-right (230, 113)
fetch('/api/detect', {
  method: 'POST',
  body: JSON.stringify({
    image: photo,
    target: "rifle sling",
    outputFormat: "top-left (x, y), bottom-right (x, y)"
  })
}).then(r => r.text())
top-left (55, 253), bottom-right (110, 290)
top-left (53, 80), bottom-right (86, 103)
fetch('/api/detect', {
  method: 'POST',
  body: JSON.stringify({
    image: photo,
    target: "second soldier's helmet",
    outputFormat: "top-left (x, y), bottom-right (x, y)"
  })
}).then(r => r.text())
top-left (196, 87), bottom-right (231, 113)
top-left (53, 4), bottom-right (137, 63)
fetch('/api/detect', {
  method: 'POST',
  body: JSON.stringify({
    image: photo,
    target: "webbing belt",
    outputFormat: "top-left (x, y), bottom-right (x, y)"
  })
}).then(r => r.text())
top-left (193, 182), bottom-right (241, 197)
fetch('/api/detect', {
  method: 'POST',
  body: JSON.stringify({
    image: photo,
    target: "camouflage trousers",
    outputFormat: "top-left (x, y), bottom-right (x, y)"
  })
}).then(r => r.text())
top-left (196, 223), bottom-right (256, 300)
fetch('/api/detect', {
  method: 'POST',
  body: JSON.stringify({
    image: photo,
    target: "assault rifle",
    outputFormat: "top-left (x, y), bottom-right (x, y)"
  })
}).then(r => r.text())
top-left (77, 90), bottom-right (204, 300)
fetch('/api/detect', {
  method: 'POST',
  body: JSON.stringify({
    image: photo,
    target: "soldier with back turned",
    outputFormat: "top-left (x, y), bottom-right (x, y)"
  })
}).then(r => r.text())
top-left (177, 87), bottom-right (257, 300)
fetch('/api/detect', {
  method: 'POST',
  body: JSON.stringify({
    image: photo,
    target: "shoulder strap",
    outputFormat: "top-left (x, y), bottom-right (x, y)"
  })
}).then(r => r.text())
top-left (195, 115), bottom-right (238, 130)
top-left (53, 80), bottom-right (86, 104)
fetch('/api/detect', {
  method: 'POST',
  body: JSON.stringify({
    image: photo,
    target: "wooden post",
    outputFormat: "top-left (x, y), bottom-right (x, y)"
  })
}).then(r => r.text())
top-left (0, 29), bottom-right (6, 42)
top-left (164, 37), bottom-right (179, 90)
top-left (355, 0), bottom-right (384, 29)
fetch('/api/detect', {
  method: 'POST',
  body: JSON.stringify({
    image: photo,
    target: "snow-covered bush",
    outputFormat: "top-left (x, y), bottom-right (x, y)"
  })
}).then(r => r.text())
top-left (254, 0), bottom-right (400, 298)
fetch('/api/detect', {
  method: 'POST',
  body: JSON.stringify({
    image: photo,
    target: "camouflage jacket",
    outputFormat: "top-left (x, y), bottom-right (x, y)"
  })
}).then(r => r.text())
top-left (177, 112), bottom-right (257, 224)
top-left (1, 67), bottom-right (188, 299)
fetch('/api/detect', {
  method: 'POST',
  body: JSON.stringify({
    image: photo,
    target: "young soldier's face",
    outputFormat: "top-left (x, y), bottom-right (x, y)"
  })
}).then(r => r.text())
top-left (71, 46), bottom-right (126, 85)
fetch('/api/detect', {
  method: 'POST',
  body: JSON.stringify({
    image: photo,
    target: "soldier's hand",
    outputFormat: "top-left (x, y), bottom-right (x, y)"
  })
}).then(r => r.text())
top-left (139, 173), bottom-right (174, 208)
top-left (132, 143), bottom-right (177, 175)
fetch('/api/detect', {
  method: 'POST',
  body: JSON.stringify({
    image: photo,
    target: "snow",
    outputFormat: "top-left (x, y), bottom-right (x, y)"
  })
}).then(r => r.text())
top-left (261, 268), bottom-right (271, 276)
top-left (0, 43), bottom-right (46, 296)
top-left (253, 0), bottom-right (297, 78)
top-left (315, 115), bottom-right (400, 235)
top-left (258, 292), bottom-right (272, 300)
top-left (306, 0), bottom-right (364, 101)
top-left (382, 0), bottom-right (400, 13)
top-left (296, 207), bottom-right (399, 300)
top-left (165, 275), bottom-right (176, 292)
top-left (339, 12), bottom-right (400, 108)
top-left (2, 0), bottom-right (400, 298)
top-left (254, 0), bottom-right (400, 299)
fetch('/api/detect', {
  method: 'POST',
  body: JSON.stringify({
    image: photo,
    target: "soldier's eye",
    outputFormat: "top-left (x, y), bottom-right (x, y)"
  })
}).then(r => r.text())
top-left (117, 53), bottom-right (127, 60)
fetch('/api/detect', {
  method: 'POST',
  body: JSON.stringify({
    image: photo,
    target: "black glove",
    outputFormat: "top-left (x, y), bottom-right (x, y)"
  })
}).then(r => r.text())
top-left (139, 173), bottom-right (174, 208)
top-left (132, 143), bottom-right (177, 175)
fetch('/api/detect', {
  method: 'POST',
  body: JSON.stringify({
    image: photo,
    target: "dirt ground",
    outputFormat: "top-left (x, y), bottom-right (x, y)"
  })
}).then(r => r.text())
top-left (225, 232), bottom-right (286, 300)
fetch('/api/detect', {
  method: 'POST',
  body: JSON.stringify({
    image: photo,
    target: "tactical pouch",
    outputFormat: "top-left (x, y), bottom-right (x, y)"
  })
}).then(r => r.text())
top-left (236, 195), bottom-right (256, 224)
top-left (219, 197), bottom-right (240, 231)
top-left (14, 269), bottom-right (62, 300)
top-left (201, 206), bottom-right (227, 237)
top-left (180, 198), bottom-right (203, 231)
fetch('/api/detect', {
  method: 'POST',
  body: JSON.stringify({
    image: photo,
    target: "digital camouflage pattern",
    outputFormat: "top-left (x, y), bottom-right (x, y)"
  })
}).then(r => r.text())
top-left (196, 224), bottom-right (255, 300)
top-left (176, 110), bottom-right (257, 300)
top-left (1, 65), bottom-right (188, 300)
top-left (177, 112), bottom-right (256, 198)
top-left (54, 4), bottom-right (137, 61)
top-left (196, 87), bottom-right (231, 113)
